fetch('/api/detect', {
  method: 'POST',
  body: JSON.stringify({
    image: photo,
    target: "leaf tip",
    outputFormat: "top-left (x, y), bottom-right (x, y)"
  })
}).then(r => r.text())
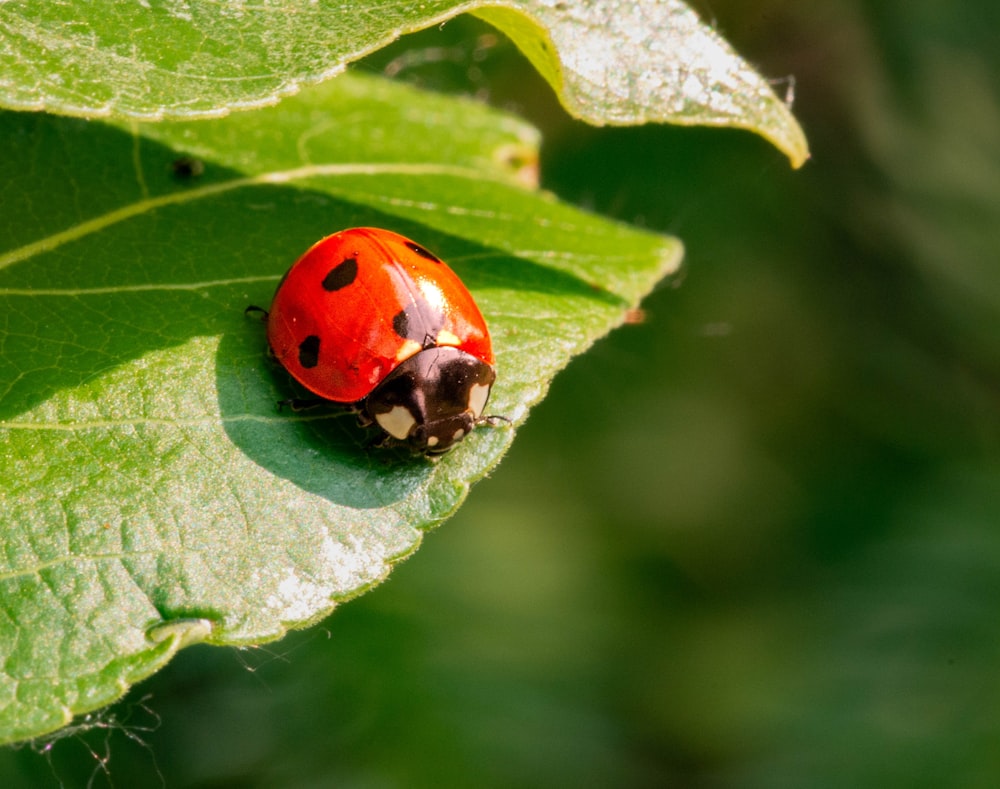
top-left (772, 115), bottom-right (811, 169)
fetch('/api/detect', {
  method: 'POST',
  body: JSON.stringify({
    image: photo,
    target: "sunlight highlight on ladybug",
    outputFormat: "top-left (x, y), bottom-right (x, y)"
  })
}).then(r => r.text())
top-left (257, 227), bottom-right (498, 454)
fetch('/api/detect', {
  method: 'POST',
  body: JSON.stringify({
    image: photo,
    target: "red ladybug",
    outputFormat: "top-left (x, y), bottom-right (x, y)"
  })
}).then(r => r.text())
top-left (258, 227), bottom-right (497, 454)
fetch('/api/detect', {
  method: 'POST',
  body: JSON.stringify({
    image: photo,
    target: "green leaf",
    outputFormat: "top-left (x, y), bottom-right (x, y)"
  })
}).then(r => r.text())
top-left (0, 0), bottom-right (808, 166)
top-left (472, 2), bottom-right (809, 166)
top-left (0, 74), bottom-right (681, 744)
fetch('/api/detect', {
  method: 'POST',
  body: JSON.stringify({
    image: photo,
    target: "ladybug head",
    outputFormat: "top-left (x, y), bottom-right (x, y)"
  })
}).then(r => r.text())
top-left (363, 347), bottom-right (496, 454)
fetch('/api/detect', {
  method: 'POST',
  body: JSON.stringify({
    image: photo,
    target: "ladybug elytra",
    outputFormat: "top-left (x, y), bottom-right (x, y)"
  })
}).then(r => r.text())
top-left (256, 227), bottom-right (498, 454)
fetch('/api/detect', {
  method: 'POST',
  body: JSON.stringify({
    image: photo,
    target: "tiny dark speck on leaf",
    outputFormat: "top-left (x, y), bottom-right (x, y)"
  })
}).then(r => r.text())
top-left (171, 156), bottom-right (205, 179)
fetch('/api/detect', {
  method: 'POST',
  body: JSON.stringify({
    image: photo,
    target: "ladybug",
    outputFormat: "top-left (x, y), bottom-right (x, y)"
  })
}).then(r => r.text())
top-left (256, 227), bottom-right (498, 454)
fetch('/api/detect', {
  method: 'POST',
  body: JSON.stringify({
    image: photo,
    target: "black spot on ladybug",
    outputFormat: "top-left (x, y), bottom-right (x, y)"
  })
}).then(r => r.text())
top-left (322, 257), bottom-right (358, 291)
top-left (404, 241), bottom-right (441, 263)
top-left (393, 309), bottom-right (412, 341)
top-left (298, 335), bottom-right (321, 368)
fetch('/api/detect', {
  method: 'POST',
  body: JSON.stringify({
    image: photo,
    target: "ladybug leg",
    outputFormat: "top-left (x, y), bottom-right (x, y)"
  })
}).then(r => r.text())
top-left (369, 432), bottom-right (395, 449)
top-left (354, 402), bottom-right (375, 428)
top-left (244, 305), bottom-right (269, 321)
top-left (366, 431), bottom-right (439, 462)
top-left (277, 397), bottom-right (362, 416)
top-left (478, 414), bottom-right (512, 428)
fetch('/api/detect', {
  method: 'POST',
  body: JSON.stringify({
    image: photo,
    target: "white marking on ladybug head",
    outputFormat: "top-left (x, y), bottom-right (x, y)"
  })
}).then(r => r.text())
top-left (426, 435), bottom-right (440, 447)
top-left (468, 382), bottom-right (490, 418)
top-left (435, 329), bottom-right (461, 347)
top-left (394, 338), bottom-right (422, 362)
top-left (375, 405), bottom-right (417, 440)
top-left (452, 428), bottom-right (465, 443)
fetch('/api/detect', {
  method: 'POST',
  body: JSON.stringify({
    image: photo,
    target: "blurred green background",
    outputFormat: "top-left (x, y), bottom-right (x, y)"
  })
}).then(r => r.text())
top-left (4, 0), bottom-right (1000, 786)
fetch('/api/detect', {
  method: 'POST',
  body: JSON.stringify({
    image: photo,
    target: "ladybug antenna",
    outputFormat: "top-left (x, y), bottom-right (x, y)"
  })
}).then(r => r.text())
top-left (478, 414), bottom-right (512, 428)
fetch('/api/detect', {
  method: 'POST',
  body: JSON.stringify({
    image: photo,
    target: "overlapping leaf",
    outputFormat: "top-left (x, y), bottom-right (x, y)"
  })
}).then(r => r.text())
top-left (0, 0), bottom-right (808, 165)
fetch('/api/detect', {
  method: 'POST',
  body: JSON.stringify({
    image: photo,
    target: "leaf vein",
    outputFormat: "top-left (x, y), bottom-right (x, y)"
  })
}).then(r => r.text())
top-left (0, 414), bottom-right (337, 431)
top-left (0, 162), bottom-right (498, 273)
top-left (0, 275), bottom-right (279, 297)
